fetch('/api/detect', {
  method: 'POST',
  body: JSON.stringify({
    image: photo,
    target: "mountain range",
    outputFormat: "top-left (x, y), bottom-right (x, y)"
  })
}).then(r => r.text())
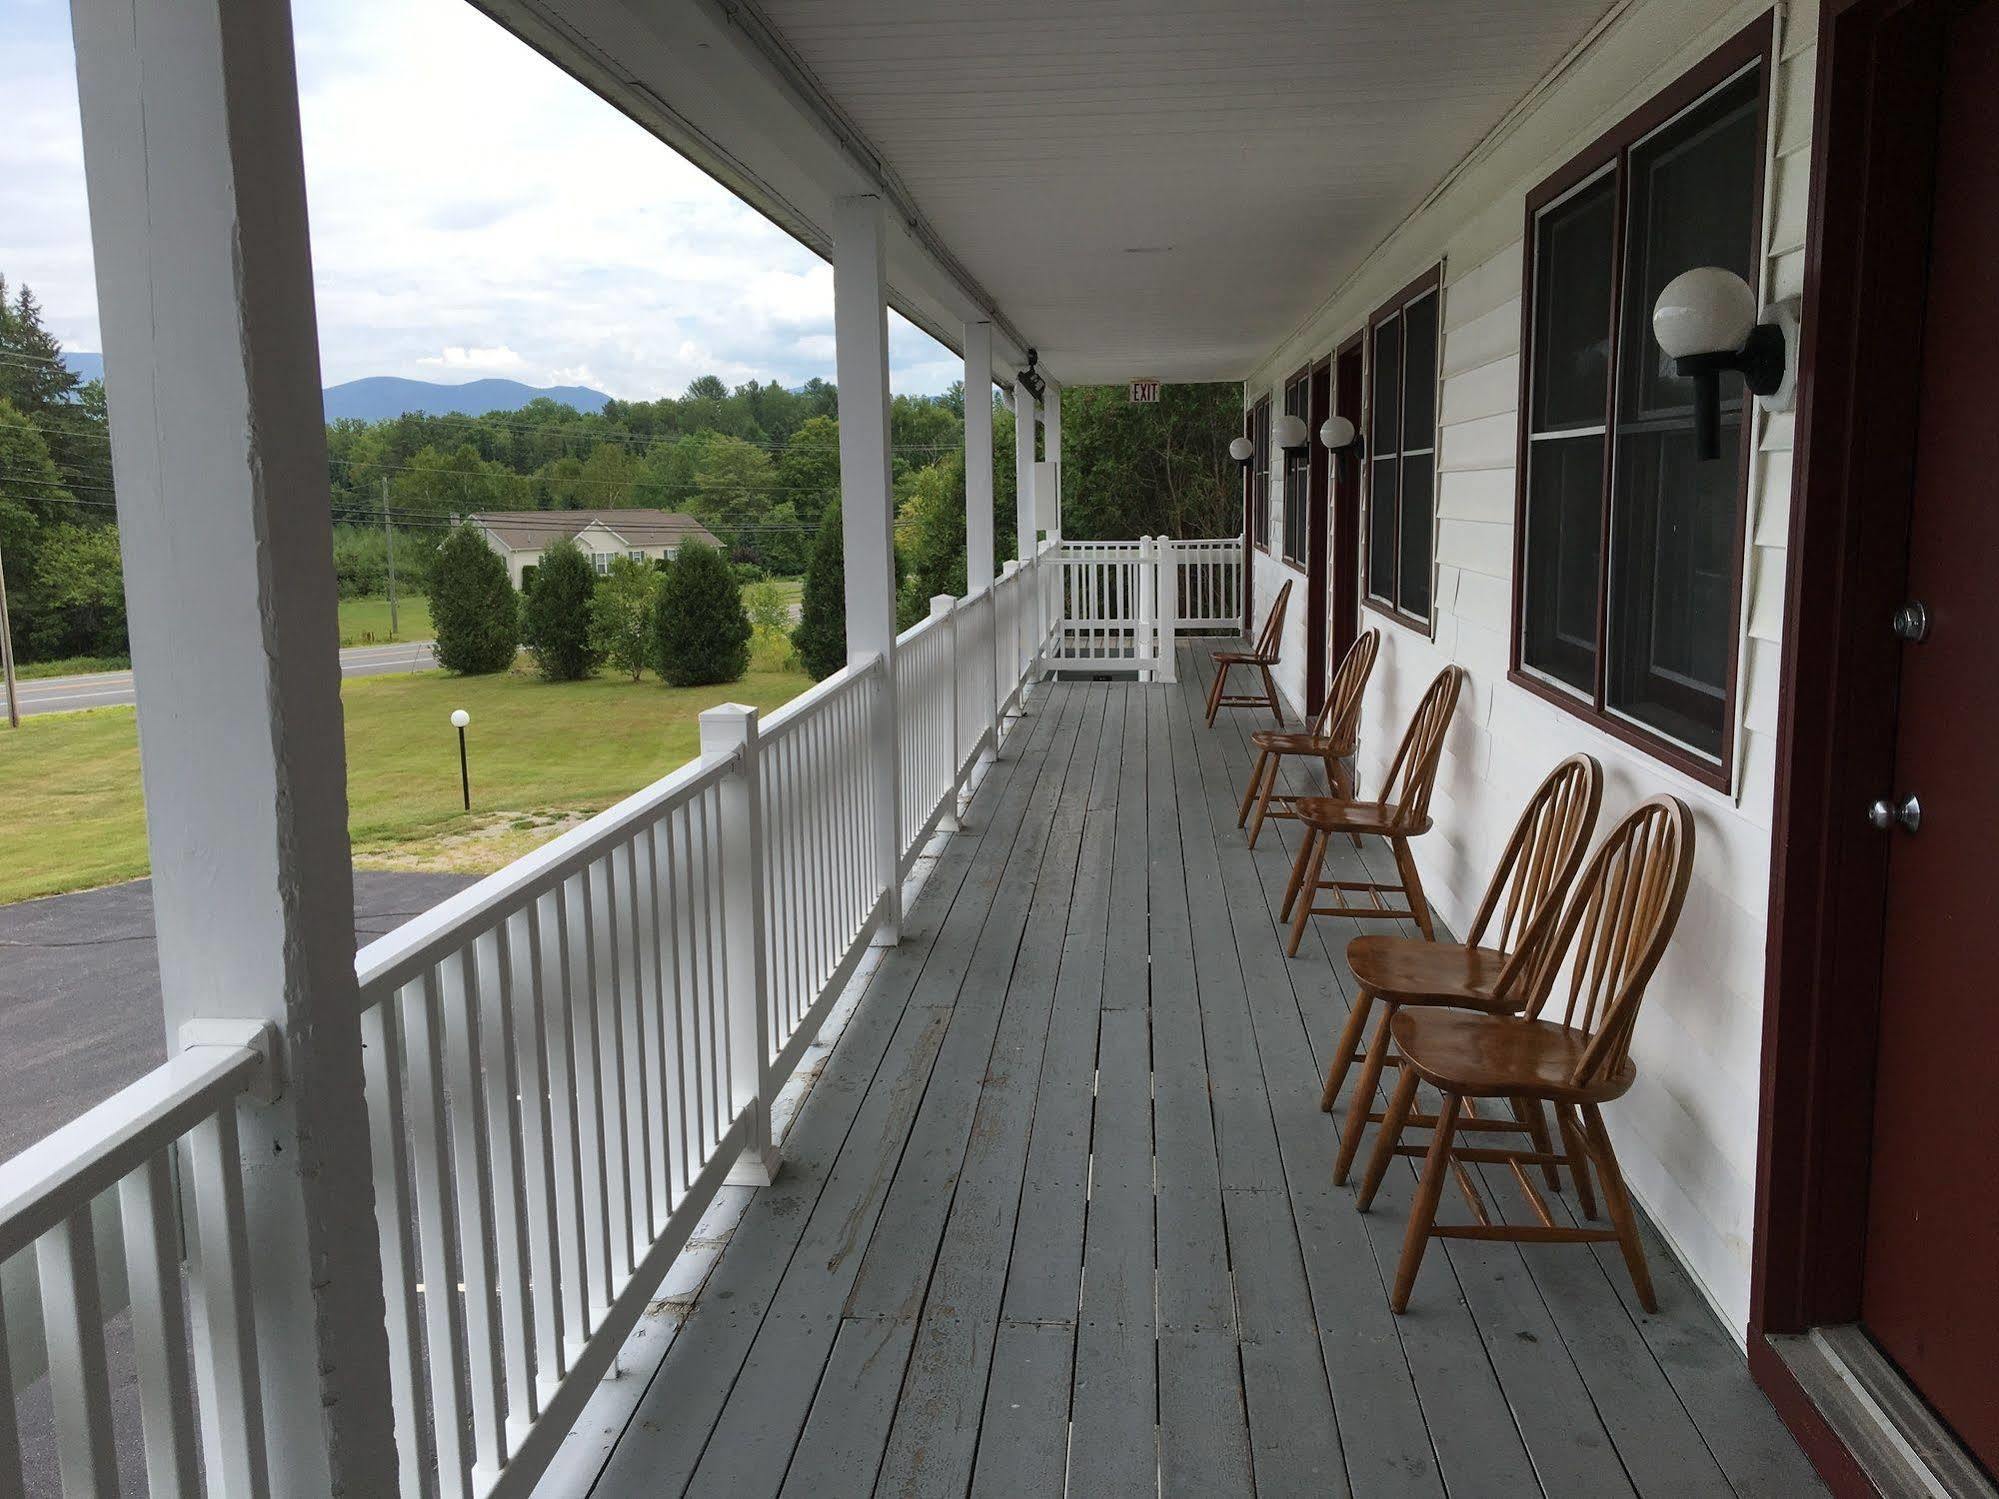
top-left (59, 354), bottom-right (614, 423)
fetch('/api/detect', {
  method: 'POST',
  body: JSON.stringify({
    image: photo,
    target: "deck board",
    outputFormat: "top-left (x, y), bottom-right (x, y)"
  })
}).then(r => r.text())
top-left (584, 645), bottom-right (1823, 1499)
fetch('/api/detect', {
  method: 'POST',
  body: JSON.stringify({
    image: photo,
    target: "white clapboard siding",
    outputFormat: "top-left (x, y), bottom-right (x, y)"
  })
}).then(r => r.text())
top-left (1237, 0), bottom-right (1821, 1340)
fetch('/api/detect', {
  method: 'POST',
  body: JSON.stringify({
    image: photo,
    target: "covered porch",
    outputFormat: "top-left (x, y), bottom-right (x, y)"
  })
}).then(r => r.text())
top-left (548, 647), bottom-right (1817, 1497)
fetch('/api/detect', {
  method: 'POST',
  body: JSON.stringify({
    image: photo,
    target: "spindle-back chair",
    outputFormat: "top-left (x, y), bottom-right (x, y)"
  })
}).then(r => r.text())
top-left (1205, 579), bottom-right (1293, 726)
top-left (1237, 628), bottom-right (1380, 846)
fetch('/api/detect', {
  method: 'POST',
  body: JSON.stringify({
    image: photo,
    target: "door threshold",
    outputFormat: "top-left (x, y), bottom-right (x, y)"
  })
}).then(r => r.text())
top-left (1770, 1325), bottom-right (1996, 1498)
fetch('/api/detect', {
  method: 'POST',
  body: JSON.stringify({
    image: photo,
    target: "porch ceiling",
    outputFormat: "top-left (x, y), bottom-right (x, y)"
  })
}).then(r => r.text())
top-left (470, 0), bottom-right (1618, 387)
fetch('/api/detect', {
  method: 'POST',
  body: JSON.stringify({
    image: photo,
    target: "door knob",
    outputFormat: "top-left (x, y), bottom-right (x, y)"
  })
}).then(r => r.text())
top-left (1866, 794), bottom-right (1922, 833)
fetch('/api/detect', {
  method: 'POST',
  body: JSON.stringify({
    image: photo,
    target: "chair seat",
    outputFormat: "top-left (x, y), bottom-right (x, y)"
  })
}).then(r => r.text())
top-left (1346, 935), bottom-right (1517, 1009)
top-left (1293, 796), bottom-right (1428, 838)
top-left (1389, 1010), bottom-right (1635, 1104)
top-left (1250, 730), bottom-right (1349, 756)
top-left (1213, 648), bottom-right (1276, 666)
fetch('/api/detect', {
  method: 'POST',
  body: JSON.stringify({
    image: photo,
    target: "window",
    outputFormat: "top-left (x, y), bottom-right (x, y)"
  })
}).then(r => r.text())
top-left (593, 552), bottom-right (610, 575)
top-left (1514, 25), bottom-right (1768, 781)
top-left (628, 548), bottom-right (645, 563)
top-left (1365, 267), bottom-right (1441, 625)
top-left (1281, 369), bottom-right (1311, 565)
top-left (1250, 397), bottom-right (1272, 550)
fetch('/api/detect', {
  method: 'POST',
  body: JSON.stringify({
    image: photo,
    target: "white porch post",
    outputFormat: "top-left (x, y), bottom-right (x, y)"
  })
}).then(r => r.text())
top-left (1042, 379), bottom-right (1062, 542)
top-left (833, 195), bottom-right (904, 942)
top-left (67, 1), bottom-right (396, 1492)
top-left (1013, 385), bottom-right (1038, 563)
top-left (1138, 537), bottom-right (1157, 683)
top-left (1157, 537), bottom-right (1179, 684)
top-left (930, 594), bottom-right (962, 831)
top-left (964, 322), bottom-right (995, 592)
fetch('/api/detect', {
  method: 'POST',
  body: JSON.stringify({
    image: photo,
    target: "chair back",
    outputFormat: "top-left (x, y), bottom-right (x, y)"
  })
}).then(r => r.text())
top-left (1252, 579), bottom-right (1293, 658)
top-left (1310, 628), bottom-right (1380, 745)
top-left (1375, 666), bottom-right (1463, 829)
top-left (1476, 755), bottom-right (1603, 996)
top-left (1521, 795), bottom-right (1696, 1088)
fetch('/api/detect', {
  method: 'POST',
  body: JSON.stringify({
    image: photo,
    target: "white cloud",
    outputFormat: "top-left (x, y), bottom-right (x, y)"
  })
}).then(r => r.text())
top-left (417, 346), bottom-right (526, 372)
top-left (0, 0), bottom-right (959, 398)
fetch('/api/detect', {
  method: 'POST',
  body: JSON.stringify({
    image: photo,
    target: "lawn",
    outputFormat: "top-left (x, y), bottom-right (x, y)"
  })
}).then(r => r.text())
top-left (337, 593), bottom-right (432, 645)
top-left (0, 661), bottom-right (811, 904)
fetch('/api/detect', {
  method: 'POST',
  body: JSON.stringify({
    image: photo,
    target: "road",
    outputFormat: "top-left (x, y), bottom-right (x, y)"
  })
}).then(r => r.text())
top-left (8, 638), bottom-right (437, 718)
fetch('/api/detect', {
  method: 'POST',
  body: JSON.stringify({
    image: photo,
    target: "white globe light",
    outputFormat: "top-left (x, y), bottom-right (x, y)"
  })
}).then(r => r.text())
top-left (1228, 436), bottom-right (1255, 462)
top-left (1271, 413), bottom-right (1310, 451)
top-left (1319, 415), bottom-right (1357, 450)
top-left (1652, 267), bottom-right (1758, 360)
top-left (450, 709), bottom-right (470, 729)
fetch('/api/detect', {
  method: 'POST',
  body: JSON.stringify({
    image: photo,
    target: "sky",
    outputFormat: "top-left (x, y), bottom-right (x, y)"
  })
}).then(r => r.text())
top-left (0, 0), bottom-right (962, 400)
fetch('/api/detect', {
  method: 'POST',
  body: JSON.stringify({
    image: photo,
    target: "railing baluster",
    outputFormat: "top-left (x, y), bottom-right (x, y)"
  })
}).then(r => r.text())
top-left (401, 972), bottom-right (471, 1499)
top-left (565, 870), bottom-right (613, 1318)
top-left (615, 844), bottom-right (655, 1243)
top-left (540, 881), bottom-right (591, 1359)
top-left (442, 945), bottom-right (508, 1479)
top-left (587, 857), bottom-right (635, 1279)
top-left (121, 1152), bottom-right (203, 1498)
top-left (478, 924), bottom-right (540, 1439)
top-left (187, 1104), bottom-right (271, 1499)
top-left (36, 1208), bottom-right (118, 1496)
top-left (506, 904), bottom-right (566, 1392)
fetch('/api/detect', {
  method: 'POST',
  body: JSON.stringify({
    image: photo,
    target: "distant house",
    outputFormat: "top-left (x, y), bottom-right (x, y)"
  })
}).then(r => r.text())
top-left (466, 509), bottom-right (723, 589)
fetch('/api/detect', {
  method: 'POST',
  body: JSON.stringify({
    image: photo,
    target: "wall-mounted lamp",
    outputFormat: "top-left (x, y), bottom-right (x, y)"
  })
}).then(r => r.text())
top-left (1318, 415), bottom-right (1362, 457)
top-left (1228, 436), bottom-right (1255, 467)
top-left (1015, 347), bottom-right (1046, 403)
top-left (1272, 413), bottom-right (1310, 452)
top-left (1651, 267), bottom-right (1800, 461)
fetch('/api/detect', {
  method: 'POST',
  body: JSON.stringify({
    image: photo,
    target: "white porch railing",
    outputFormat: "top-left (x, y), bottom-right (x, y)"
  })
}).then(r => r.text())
top-left (0, 537), bottom-right (1242, 1497)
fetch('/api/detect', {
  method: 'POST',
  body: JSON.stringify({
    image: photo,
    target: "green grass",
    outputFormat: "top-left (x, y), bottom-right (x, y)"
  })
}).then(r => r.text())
top-left (0, 661), bottom-right (810, 904)
top-left (337, 594), bottom-right (432, 645)
top-left (15, 654), bottom-right (131, 680)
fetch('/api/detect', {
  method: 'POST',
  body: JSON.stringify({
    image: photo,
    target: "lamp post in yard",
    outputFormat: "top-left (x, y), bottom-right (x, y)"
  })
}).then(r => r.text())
top-left (451, 708), bottom-right (471, 810)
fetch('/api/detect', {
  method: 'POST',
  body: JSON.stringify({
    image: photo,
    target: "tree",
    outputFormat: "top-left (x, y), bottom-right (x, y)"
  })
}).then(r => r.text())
top-left (591, 554), bottom-right (659, 681)
top-left (1058, 383), bottom-right (1241, 539)
top-left (775, 414), bottom-right (840, 530)
top-left (897, 451), bottom-right (968, 603)
top-left (654, 541), bottom-right (750, 687)
top-left (521, 538), bottom-right (601, 681)
top-left (429, 524), bottom-right (519, 674)
top-left (793, 503), bottom-right (848, 681)
top-left (742, 577), bottom-right (793, 636)
top-left (22, 523), bottom-right (125, 659)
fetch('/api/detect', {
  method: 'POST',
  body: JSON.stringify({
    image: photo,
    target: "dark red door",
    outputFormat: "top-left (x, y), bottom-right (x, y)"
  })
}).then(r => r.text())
top-left (1859, 0), bottom-right (1999, 1469)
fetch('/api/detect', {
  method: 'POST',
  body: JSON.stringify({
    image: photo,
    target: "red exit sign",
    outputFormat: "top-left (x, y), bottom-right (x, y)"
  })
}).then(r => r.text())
top-left (1128, 379), bottom-right (1161, 404)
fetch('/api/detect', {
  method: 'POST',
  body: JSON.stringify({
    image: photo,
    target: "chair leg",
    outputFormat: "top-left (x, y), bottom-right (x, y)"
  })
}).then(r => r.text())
top-left (1357, 1066), bottom-right (1420, 1212)
top-left (1246, 753), bottom-right (1282, 848)
top-left (1392, 1091), bottom-right (1463, 1313)
top-left (1286, 831), bottom-right (1326, 956)
top-left (1557, 1104), bottom-right (1599, 1220)
top-left (1335, 1002), bottom-right (1398, 1184)
top-left (1512, 1096), bottom-right (1561, 1190)
top-left (1321, 985), bottom-right (1375, 1114)
top-left (1281, 826), bottom-right (1320, 920)
top-left (1237, 749), bottom-right (1270, 827)
top-left (1205, 659), bottom-right (1229, 725)
top-left (1390, 836), bottom-right (1436, 941)
top-left (1582, 1103), bottom-right (1657, 1314)
top-left (1258, 662), bottom-right (1282, 725)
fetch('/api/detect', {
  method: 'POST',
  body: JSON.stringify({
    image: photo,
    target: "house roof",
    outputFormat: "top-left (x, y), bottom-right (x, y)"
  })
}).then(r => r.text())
top-left (470, 510), bottom-right (723, 553)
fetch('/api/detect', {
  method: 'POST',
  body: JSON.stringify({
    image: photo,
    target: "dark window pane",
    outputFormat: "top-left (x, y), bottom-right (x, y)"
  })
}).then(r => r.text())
top-left (1618, 71), bottom-right (1760, 426)
top-left (1368, 456), bottom-right (1398, 600)
top-left (1532, 175), bottom-right (1617, 432)
top-left (1521, 434), bottom-right (1604, 693)
top-left (1400, 293), bottom-right (1438, 450)
top-left (1370, 319), bottom-right (1401, 453)
top-left (1604, 64), bottom-right (1759, 760)
top-left (1398, 450), bottom-right (1433, 617)
top-left (1605, 418), bottom-right (1738, 757)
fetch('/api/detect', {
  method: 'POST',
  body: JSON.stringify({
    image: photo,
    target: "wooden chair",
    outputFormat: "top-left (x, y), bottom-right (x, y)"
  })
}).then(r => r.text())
top-left (1324, 754), bottom-right (1603, 1190)
top-left (1205, 579), bottom-right (1293, 726)
top-left (1278, 665), bottom-right (1462, 954)
top-left (1238, 628), bottom-right (1381, 848)
top-left (1356, 795), bottom-right (1696, 1314)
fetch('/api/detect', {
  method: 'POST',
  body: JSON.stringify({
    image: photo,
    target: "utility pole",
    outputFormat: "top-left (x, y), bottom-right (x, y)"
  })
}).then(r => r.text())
top-left (381, 475), bottom-right (399, 639)
top-left (0, 535), bottom-right (17, 728)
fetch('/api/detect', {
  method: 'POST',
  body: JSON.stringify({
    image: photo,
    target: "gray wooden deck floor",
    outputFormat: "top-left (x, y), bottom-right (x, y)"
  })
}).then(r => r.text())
top-left (584, 642), bottom-right (1822, 1498)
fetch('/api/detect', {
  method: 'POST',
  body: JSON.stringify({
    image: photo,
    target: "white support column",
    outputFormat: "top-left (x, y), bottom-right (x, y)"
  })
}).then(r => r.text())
top-left (1014, 385), bottom-right (1039, 563)
top-left (1043, 379), bottom-right (1062, 542)
top-left (964, 322), bottom-right (995, 593)
top-left (833, 194), bottom-right (903, 942)
top-left (703, 704), bottom-right (780, 1185)
top-left (1157, 538), bottom-right (1179, 684)
top-left (67, 2), bottom-right (396, 1491)
top-left (1138, 537), bottom-right (1157, 684)
top-left (930, 595), bottom-right (962, 831)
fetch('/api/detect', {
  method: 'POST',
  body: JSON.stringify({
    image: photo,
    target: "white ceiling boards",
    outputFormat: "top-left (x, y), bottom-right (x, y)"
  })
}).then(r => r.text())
top-left (475, 0), bottom-right (1617, 384)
